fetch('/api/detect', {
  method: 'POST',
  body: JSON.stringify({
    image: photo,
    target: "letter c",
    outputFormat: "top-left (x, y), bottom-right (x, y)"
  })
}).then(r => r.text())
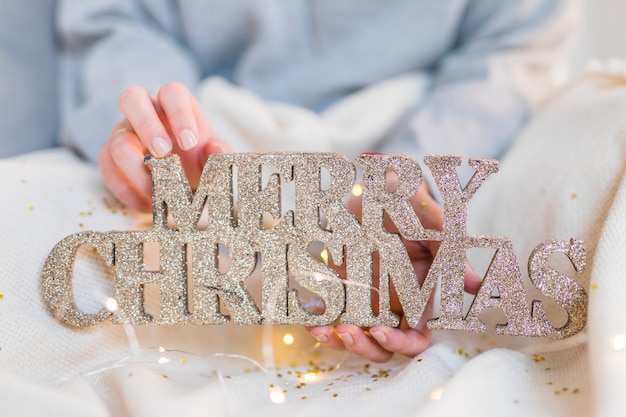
top-left (42, 232), bottom-right (115, 327)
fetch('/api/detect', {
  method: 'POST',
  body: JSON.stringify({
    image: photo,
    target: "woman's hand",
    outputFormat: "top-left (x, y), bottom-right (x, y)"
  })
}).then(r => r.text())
top-left (99, 82), bottom-right (230, 212)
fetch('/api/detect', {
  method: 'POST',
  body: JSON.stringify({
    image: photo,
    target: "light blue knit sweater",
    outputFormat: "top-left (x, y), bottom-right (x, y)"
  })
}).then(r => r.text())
top-left (58, 0), bottom-right (581, 163)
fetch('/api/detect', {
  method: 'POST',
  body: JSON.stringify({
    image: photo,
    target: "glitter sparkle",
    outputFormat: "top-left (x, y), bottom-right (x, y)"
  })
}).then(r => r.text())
top-left (41, 153), bottom-right (587, 339)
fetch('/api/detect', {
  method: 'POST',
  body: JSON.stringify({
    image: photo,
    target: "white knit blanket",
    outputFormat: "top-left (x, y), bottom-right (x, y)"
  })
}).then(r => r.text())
top-left (0, 74), bottom-right (625, 417)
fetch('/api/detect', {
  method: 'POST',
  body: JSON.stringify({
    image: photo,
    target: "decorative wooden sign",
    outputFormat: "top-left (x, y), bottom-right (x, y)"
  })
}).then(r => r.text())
top-left (42, 153), bottom-right (587, 339)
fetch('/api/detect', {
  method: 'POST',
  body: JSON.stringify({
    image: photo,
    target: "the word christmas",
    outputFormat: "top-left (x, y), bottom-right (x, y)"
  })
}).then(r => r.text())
top-left (42, 153), bottom-right (587, 339)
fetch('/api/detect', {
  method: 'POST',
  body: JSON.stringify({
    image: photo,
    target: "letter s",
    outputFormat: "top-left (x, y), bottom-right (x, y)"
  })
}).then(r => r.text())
top-left (528, 238), bottom-right (587, 339)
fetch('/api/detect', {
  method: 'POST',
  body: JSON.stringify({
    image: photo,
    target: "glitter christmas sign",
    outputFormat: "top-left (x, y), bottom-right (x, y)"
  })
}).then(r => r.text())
top-left (42, 153), bottom-right (587, 339)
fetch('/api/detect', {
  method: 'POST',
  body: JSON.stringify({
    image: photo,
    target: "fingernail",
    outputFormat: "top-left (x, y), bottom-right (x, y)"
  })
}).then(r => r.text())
top-left (111, 130), bottom-right (126, 147)
top-left (312, 332), bottom-right (328, 343)
top-left (338, 332), bottom-right (353, 345)
top-left (180, 129), bottom-right (197, 150)
top-left (151, 136), bottom-right (171, 157)
top-left (371, 330), bottom-right (387, 344)
top-left (112, 127), bottom-right (131, 139)
top-left (211, 143), bottom-right (225, 154)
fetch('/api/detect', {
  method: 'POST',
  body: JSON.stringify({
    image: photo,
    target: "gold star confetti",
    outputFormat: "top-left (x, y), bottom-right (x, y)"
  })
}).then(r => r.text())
top-left (533, 355), bottom-right (545, 362)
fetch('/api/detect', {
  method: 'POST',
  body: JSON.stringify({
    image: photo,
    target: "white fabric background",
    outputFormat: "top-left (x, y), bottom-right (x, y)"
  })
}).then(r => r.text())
top-left (0, 74), bottom-right (625, 416)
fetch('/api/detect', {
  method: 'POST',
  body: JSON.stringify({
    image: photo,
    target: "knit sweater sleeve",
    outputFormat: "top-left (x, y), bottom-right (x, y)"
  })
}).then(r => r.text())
top-left (57, 0), bottom-right (200, 162)
top-left (381, 0), bottom-right (581, 183)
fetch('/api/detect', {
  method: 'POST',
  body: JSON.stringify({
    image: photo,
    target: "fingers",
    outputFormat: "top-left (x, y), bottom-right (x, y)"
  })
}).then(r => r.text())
top-left (105, 83), bottom-right (229, 211)
top-left (119, 86), bottom-right (173, 157)
top-left (157, 82), bottom-right (200, 151)
top-left (309, 323), bottom-right (432, 362)
top-left (310, 324), bottom-right (394, 362)
top-left (464, 260), bottom-right (482, 294)
top-left (119, 82), bottom-right (225, 155)
top-left (335, 324), bottom-right (395, 362)
top-left (369, 326), bottom-right (430, 358)
top-left (409, 184), bottom-right (444, 232)
top-left (308, 325), bottom-right (347, 351)
top-left (98, 124), bottom-right (152, 212)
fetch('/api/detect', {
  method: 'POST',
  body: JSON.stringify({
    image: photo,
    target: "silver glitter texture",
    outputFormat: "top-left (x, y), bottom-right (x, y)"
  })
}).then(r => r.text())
top-left (527, 238), bottom-right (587, 338)
top-left (41, 153), bottom-right (587, 339)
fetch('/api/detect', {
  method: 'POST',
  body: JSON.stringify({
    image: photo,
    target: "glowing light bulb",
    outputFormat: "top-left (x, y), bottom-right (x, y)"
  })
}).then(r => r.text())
top-left (320, 248), bottom-right (329, 265)
top-left (282, 333), bottom-right (295, 345)
top-left (158, 346), bottom-right (166, 353)
top-left (430, 386), bottom-right (444, 401)
top-left (351, 183), bottom-right (363, 197)
top-left (158, 357), bottom-right (170, 364)
top-left (611, 334), bottom-right (626, 351)
top-left (303, 372), bottom-right (317, 382)
top-left (105, 297), bottom-right (118, 313)
top-left (269, 387), bottom-right (286, 404)
top-left (312, 272), bottom-right (325, 283)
